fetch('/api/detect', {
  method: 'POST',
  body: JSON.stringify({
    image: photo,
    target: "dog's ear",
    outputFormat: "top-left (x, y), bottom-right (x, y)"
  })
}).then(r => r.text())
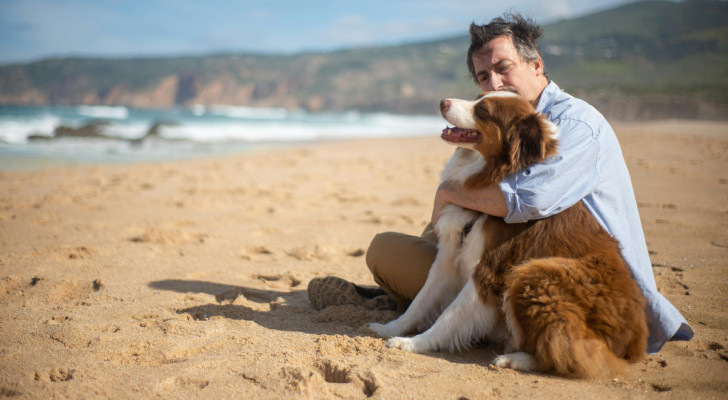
top-left (514, 113), bottom-right (559, 166)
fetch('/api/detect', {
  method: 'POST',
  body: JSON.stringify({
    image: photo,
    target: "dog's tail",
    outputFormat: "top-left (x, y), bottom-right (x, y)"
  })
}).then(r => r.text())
top-left (533, 324), bottom-right (629, 379)
top-left (505, 257), bottom-right (636, 379)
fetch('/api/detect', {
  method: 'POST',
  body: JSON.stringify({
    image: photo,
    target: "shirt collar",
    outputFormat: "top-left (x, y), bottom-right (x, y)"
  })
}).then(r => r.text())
top-left (535, 81), bottom-right (561, 114)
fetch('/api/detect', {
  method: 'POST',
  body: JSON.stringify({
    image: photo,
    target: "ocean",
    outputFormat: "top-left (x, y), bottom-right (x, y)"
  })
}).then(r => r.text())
top-left (0, 105), bottom-right (445, 170)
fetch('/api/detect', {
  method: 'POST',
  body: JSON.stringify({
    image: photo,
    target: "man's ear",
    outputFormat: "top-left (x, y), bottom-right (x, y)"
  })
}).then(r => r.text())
top-left (532, 56), bottom-right (544, 77)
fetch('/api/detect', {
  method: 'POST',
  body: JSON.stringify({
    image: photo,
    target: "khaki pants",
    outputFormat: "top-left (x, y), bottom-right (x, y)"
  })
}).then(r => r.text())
top-left (365, 224), bottom-right (438, 308)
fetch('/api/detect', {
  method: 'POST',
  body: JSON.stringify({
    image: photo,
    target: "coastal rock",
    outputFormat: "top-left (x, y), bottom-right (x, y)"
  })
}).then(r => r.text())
top-left (28, 120), bottom-right (110, 141)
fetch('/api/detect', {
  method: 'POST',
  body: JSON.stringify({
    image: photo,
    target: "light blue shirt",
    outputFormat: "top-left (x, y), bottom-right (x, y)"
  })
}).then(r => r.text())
top-left (498, 81), bottom-right (693, 353)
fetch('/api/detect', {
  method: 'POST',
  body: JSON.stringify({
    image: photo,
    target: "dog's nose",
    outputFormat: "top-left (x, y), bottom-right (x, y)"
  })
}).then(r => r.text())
top-left (440, 99), bottom-right (450, 114)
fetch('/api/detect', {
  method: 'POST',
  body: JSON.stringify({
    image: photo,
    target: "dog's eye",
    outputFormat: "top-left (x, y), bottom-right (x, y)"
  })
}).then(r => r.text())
top-left (475, 102), bottom-right (490, 115)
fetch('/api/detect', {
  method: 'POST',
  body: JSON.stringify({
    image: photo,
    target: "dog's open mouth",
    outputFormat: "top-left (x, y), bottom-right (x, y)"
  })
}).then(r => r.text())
top-left (441, 126), bottom-right (481, 143)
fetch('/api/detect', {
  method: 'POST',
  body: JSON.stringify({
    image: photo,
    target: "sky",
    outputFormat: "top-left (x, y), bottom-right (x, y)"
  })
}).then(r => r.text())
top-left (0, 0), bottom-right (645, 65)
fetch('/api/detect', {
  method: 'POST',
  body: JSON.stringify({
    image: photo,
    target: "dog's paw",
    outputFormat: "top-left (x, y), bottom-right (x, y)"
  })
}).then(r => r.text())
top-left (492, 352), bottom-right (539, 372)
top-left (386, 337), bottom-right (419, 353)
top-left (369, 322), bottom-right (400, 338)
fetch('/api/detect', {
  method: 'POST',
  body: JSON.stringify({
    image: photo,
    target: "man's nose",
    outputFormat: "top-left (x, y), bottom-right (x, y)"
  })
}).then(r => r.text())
top-left (481, 74), bottom-right (502, 91)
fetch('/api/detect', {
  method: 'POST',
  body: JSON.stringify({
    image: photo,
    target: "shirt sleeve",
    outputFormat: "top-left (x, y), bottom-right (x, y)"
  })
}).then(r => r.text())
top-left (498, 117), bottom-right (601, 223)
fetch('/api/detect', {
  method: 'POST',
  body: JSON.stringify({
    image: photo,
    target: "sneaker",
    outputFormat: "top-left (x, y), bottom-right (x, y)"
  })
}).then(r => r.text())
top-left (362, 294), bottom-right (399, 311)
top-left (307, 276), bottom-right (396, 311)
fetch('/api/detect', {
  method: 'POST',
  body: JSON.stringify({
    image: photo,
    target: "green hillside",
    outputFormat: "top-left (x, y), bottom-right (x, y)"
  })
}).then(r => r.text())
top-left (543, 3), bottom-right (727, 94)
top-left (539, 0), bottom-right (728, 119)
top-left (0, 0), bottom-right (726, 120)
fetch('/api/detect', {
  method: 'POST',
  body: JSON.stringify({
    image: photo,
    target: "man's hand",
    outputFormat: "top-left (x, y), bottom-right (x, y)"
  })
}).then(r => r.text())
top-left (431, 180), bottom-right (509, 236)
top-left (431, 180), bottom-right (460, 234)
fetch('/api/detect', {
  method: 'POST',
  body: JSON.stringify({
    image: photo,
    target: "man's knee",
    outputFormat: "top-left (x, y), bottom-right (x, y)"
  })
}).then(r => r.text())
top-left (365, 231), bottom-right (437, 279)
top-left (366, 232), bottom-right (398, 274)
top-left (365, 231), bottom-right (436, 304)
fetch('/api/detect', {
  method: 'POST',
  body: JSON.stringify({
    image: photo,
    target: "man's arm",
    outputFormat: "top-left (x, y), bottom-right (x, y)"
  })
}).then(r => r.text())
top-left (432, 116), bottom-right (602, 232)
top-left (431, 180), bottom-right (508, 230)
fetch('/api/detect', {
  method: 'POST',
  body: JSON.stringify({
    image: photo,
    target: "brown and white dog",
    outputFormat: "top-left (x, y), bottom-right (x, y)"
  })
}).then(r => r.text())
top-left (369, 91), bottom-right (648, 378)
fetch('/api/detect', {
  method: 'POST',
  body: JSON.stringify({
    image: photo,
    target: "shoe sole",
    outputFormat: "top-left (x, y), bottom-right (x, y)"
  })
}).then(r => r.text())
top-left (307, 276), bottom-right (364, 310)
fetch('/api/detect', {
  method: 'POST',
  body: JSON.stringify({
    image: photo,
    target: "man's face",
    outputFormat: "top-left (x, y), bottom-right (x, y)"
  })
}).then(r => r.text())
top-left (471, 35), bottom-right (545, 105)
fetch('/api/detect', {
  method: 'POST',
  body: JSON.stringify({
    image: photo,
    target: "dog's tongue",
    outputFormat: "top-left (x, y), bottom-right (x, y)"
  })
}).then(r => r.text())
top-left (441, 126), bottom-right (481, 143)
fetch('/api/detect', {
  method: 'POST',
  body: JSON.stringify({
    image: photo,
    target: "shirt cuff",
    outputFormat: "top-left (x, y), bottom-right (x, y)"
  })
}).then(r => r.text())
top-left (498, 176), bottom-right (527, 224)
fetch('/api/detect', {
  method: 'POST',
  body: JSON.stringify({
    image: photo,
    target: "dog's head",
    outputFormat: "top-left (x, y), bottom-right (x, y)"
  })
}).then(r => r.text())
top-left (439, 91), bottom-right (559, 181)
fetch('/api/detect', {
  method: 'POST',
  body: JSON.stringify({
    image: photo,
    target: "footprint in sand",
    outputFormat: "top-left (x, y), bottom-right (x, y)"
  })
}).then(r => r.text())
top-left (637, 202), bottom-right (679, 211)
top-left (66, 246), bottom-right (92, 260)
top-left (332, 192), bottom-right (379, 204)
top-left (653, 264), bottom-right (690, 296)
top-left (0, 387), bottom-right (20, 397)
top-left (286, 244), bottom-right (338, 262)
top-left (23, 276), bottom-right (103, 305)
top-left (347, 249), bottom-right (365, 257)
top-left (132, 313), bottom-right (164, 329)
top-left (154, 376), bottom-right (209, 391)
top-left (279, 366), bottom-right (325, 392)
top-left (0, 276), bottom-right (28, 296)
top-left (315, 359), bottom-right (352, 384)
top-left (282, 359), bottom-right (380, 397)
top-left (390, 196), bottom-right (424, 207)
top-left (34, 368), bottom-right (74, 383)
top-left (651, 383), bottom-right (672, 393)
top-left (215, 286), bottom-right (277, 304)
top-left (25, 245), bottom-right (98, 262)
top-left (706, 342), bottom-right (728, 362)
top-left (240, 245), bottom-right (277, 261)
top-left (241, 358), bottom-right (378, 397)
top-left (361, 214), bottom-right (414, 227)
top-left (128, 227), bottom-right (208, 245)
top-left (254, 273), bottom-right (301, 289)
top-left (47, 320), bottom-right (101, 348)
top-left (314, 305), bottom-right (399, 328)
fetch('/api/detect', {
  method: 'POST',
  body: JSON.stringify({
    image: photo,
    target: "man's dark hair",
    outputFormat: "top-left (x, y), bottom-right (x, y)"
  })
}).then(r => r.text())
top-left (467, 13), bottom-right (545, 84)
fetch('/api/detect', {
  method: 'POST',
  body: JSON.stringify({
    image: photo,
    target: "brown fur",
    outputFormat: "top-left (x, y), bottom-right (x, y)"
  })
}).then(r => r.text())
top-left (464, 95), bottom-right (558, 188)
top-left (466, 92), bottom-right (647, 379)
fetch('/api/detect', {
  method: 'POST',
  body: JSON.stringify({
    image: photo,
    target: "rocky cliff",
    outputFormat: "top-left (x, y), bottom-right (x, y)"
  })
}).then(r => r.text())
top-left (1, 1), bottom-right (726, 120)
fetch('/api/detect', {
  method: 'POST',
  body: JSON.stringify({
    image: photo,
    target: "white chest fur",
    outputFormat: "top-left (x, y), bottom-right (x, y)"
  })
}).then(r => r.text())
top-left (441, 148), bottom-right (486, 185)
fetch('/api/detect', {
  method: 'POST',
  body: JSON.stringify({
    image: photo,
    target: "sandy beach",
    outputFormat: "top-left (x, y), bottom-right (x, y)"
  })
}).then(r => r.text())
top-left (1, 119), bottom-right (727, 399)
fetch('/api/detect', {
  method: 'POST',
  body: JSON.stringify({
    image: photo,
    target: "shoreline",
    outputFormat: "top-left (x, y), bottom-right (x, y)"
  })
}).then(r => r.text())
top-left (1, 120), bottom-right (727, 398)
top-left (0, 139), bottom-right (323, 171)
top-left (0, 118), bottom-right (725, 172)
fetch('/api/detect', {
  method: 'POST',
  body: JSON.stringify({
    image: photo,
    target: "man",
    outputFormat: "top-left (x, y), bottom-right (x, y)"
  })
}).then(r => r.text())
top-left (308, 13), bottom-right (693, 353)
